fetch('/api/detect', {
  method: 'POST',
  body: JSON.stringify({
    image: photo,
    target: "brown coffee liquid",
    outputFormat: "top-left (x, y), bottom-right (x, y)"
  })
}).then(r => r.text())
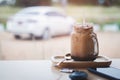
top-left (71, 24), bottom-right (99, 61)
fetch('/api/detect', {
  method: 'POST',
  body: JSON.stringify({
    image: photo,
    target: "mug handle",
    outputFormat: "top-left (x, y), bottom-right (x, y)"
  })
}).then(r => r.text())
top-left (92, 33), bottom-right (99, 56)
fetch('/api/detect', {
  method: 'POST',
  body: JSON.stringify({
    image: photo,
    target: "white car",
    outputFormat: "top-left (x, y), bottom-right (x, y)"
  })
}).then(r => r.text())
top-left (6, 6), bottom-right (75, 39)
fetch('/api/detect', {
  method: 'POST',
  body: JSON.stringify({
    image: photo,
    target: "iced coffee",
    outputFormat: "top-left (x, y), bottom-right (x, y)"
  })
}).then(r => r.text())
top-left (71, 23), bottom-right (99, 61)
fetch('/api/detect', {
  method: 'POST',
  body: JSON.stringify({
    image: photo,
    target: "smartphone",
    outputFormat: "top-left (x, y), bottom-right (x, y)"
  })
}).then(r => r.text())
top-left (88, 67), bottom-right (120, 80)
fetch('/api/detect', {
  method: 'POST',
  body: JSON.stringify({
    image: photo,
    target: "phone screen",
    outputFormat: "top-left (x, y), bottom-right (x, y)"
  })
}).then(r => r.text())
top-left (88, 67), bottom-right (120, 80)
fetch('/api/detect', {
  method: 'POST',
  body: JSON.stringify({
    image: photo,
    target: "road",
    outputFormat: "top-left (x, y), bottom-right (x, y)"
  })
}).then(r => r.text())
top-left (0, 31), bottom-right (120, 60)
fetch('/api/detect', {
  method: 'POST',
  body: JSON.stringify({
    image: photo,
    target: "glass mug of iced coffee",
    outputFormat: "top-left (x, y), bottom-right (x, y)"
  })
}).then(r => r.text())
top-left (71, 23), bottom-right (99, 61)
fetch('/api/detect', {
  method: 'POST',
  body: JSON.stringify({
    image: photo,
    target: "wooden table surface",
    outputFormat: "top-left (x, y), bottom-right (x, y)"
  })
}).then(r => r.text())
top-left (0, 59), bottom-right (120, 80)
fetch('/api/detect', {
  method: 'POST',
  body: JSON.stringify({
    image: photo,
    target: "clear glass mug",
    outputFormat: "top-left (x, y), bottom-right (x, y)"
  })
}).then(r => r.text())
top-left (71, 24), bottom-right (99, 61)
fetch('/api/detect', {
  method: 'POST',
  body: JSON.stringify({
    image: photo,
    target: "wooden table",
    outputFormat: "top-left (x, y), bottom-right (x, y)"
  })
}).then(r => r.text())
top-left (0, 59), bottom-right (120, 80)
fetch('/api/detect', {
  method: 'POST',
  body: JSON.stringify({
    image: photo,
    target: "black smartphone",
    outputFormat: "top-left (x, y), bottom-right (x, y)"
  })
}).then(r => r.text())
top-left (88, 67), bottom-right (120, 80)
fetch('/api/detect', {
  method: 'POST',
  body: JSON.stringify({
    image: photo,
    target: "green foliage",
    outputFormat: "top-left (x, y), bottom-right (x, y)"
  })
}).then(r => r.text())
top-left (15, 0), bottom-right (51, 7)
top-left (16, 0), bottom-right (39, 6)
top-left (0, 6), bottom-right (21, 27)
top-left (112, 0), bottom-right (120, 6)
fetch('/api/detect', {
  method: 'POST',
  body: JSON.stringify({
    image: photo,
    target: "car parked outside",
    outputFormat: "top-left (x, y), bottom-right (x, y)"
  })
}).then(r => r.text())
top-left (6, 6), bottom-right (75, 40)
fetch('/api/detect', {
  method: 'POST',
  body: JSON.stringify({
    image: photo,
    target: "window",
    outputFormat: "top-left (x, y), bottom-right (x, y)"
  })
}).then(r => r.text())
top-left (46, 11), bottom-right (66, 17)
top-left (24, 12), bottom-right (40, 15)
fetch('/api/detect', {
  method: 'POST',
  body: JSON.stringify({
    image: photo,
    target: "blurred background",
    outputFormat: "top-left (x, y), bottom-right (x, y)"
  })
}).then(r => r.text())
top-left (0, 0), bottom-right (120, 60)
